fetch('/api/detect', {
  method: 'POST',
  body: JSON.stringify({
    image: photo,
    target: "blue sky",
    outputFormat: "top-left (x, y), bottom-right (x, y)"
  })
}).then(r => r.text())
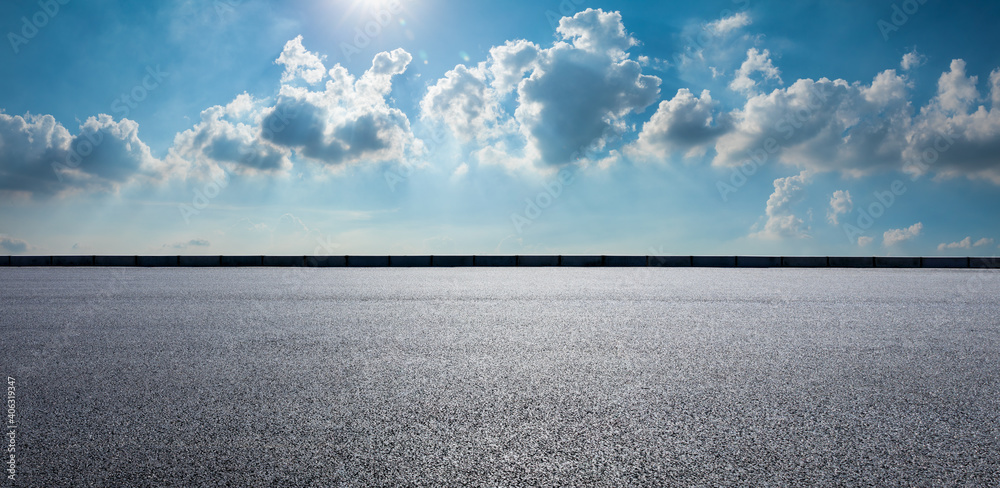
top-left (1, 0), bottom-right (999, 256)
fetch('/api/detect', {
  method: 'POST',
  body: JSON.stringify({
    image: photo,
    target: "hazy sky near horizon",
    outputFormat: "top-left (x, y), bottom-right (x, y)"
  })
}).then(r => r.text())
top-left (1, 0), bottom-right (999, 256)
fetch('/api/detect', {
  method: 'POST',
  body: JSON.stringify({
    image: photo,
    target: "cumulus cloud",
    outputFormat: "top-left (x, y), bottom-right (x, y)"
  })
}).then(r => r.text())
top-left (276, 35), bottom-right (327, 85)
top-left (975, 237), bottom-right (995, 247)
top-left (168, 94), bottom-right (291, 176)
top-left (751, 171), bottom-right (811, 239)
top-left (172, 39), bottom-right (421, 175)
top-left (905, 60), bottom-right (1000, 183)
top-left (556, 8), bottom-right (636, 60)
top-left (858, 236), bottom-right (874, 248)
top-left (630, 89), bottom-right (729, 159)
top-left (0, 235), bottom-right (30, 253)
top-left (901, 50), bottom-right (926, 71)
top-left (420, 8), bottom-right (660, 169)
top-left (261, 47), bottom-right (419, 167)
top-left (713, 71), bottom-right (912, 176)
top-left (827, 190), bottom-right (853, 225)
top-left (730, 48), bottom-right (782, 94)
top-left (884, 222), bottom-right (922, 247)
top-left (0, 111), bottom-right (168, 197)
top-left (421, 64), bottom-right (504, 143)
top-left (489, 40), bottom-right (541, 94)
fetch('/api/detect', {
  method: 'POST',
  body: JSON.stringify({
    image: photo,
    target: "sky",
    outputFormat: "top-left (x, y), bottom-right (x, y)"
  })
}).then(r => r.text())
top-left (1, 0), bottom-right (999, 256)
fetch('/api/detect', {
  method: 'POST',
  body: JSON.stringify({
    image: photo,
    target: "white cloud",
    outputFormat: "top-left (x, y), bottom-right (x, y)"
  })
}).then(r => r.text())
top-left (991, 69), bottom-right (1000, 107)
top-left (0, 111), bottom-right (169, 197)
top-left (637, 55), bottom-right (671, 72)
top-left (730, 48), bottom-right (782, 94)
top-left (0, 235), bottom-right (30, 253)
top-left (173, 40), bottom-right (422, 175)
top-left (421, 64), bottom-right (503, 143)
top-left (707, 12), bottom-right (751, 35)
top-left (933, 59), bottom-right (979, 113)
top-left (901, 50), bottom-right (926, 71)
top-left (827, 190), bottom-right (853, 225)
top-left (884, 222), bottom-right (922, 247)
top-left (713, 71), bottom-right (912, 176)
top-left (906, 60), bottom-right (1000, 184)
top-left (938, 236), bottom-right (995, 250)
top-left (276, 35), bottom-right (327, 85)
top-left (630, 89), bottom-right (729, 159)
top-left (938, 236), bottom-right (972, 251)
top-left (858, 236), bottom-right (874, 248)
top-left (168, 94), bottom-right (292, 176)
top-left (556, 8), bottom-right (636, 60)
top-left (751, 171), bottom-right (811, 239)
top-left (489, 40), bottom-right (541, 95)
top-left (420, 8), bottom-right (660, 170)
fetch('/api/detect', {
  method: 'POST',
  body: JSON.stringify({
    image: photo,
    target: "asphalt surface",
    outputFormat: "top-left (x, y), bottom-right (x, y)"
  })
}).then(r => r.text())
top-left (1, 267), bottom-right (999, 487)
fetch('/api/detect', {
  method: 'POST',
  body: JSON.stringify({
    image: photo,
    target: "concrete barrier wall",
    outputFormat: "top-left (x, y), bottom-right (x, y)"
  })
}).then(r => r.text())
top-left (517, 256), bottom-right (560, 267)
top-left (3, 255), bottom-right (998, 269)
top-left (782, 257), bottom-right (828, 268)
top-left (737, 256), bottom-right (781, 268)
top-left (390, 256), bottom-right (433, 267)
top-left (306, 256), bottom-right (347, 267)
top-left (221, 256), bottom-right (263, 267)
top-left (829, 256), bottom-right (874, 268)
top-left (922, 257), bottom-right (969, 268)
top-left (692, 256), bottom-right (736, 268)
top-left (432, 256), bottom-right (474, 267)
top-left (971, 257), bottom-right (1000, 269)
top-left (649, 256), bottom-right (692, 267)
top-left (95, 256), bottom-right (136, 267)
top-left (11, 256), bottom-right (51, 266)
top-left (347, 256), bottom-right (390, 268)
top-left (137, 256), bottom-right (179, 267)
top-left (605, 256), bottom-right (648, 267)
top-left (52, 255), bottom-right (95, 266)
top-left (875, 257), bottom-right (922, 268)
top-left (263, 256), bottom-right (306, 267)
top-left (179, 256), bottom-right (221, 267)
top-left (474, 256), bottom-right (517, 267)
top-left (560, 256), bottom-right (604, 267)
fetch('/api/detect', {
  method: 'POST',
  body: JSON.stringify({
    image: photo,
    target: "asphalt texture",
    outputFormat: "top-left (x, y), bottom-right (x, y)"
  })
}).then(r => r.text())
top-left (1, 267), bottom-right (1000, 487)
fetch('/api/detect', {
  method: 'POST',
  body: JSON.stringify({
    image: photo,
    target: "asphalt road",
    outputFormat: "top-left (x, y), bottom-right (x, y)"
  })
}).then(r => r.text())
top-left (2, 268), bottom-right (999, 487)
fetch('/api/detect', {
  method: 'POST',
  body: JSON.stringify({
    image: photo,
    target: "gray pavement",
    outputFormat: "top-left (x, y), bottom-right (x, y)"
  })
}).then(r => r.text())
top-left (1, 268), bottom-right (999, 486)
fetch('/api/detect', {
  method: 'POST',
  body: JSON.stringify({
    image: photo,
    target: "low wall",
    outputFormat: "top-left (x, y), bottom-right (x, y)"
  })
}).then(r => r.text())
top-left (3, 255), bottom-right (998, 269)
